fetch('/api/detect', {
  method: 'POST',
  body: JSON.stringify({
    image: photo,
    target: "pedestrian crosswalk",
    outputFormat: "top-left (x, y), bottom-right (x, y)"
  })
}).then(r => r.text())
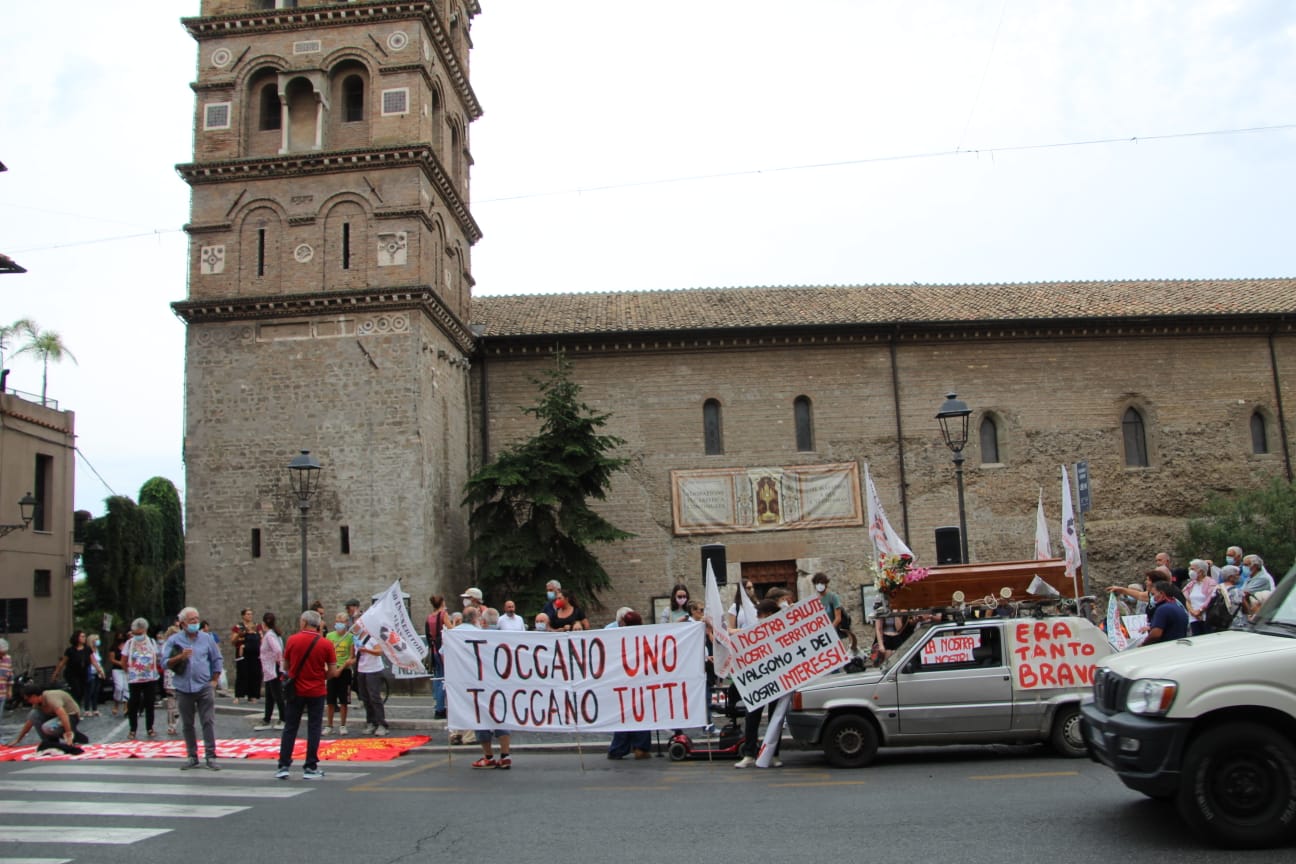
top-left (0, 759), bottom-right (374, 863)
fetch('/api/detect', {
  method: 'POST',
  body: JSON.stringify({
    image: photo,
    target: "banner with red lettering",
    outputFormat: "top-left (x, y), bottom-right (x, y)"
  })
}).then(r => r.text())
top-left (443, 623), bottom-right (707, 732)
top-left (729, 596), bottom-right (849, 711)
top-left (1008, 618), bottom-right (1111, 690)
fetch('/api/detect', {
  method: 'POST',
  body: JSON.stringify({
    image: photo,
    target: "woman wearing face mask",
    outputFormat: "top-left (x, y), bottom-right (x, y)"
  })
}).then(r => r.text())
top-left (83, 634), bottom-right (106, 716)
top-left (659, 584), bottom-right (691, 624)
top-left (1182, 559), bottom-right (1219, 635)
top-left (324, 612), bottom-right (356, 735)
top-left (551, 588), bottom-right (588, 632)
top-left (123, 618), bottom-right (161, 740)
top-left (51, 631), bottom-right (90, 709)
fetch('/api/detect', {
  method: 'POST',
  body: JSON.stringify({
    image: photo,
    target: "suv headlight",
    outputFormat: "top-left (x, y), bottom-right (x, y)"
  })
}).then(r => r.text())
top-left (1125, 679), bottom-right (1178, 716)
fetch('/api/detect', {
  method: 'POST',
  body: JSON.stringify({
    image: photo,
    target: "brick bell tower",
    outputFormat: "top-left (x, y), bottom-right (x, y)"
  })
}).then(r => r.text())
top-left (172, 1), bottom-right (482, 626)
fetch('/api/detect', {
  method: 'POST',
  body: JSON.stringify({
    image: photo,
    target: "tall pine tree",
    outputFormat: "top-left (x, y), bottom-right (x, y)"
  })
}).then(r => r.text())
top-left (463, 353), bottom-right (632, 611)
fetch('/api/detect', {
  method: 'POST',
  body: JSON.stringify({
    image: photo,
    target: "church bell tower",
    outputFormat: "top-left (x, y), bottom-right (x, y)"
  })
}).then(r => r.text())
top-left (172, 1), bottom-right (482, 622)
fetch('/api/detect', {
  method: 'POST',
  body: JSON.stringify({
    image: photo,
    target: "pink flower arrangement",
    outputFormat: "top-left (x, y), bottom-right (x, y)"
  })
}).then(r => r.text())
top-left (875, 553), bottom-right (929, 597)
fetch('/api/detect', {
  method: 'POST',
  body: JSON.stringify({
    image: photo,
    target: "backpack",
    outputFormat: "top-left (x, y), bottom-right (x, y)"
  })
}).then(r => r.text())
top-left (1204, 587), bottom-right (1234, 632)
top-left (838, 608), bottom-right (852, 631)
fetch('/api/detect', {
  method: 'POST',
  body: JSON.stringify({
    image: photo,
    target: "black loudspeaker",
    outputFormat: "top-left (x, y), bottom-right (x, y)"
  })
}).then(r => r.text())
top-left (701, 544), bottom-right (727, 586)
top-left (935, 527), bottom-right (962, 565)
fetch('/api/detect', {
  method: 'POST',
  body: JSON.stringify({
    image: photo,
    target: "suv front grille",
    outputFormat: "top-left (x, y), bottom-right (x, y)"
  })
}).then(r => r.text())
top-left (1092, 668), bottom-right (1129, 714)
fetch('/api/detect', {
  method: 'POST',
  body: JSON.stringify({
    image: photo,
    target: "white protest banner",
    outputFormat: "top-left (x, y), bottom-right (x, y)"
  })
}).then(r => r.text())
top-left (443, 623), bottom-right (707, 732)
top-left (921, 631), bottom-right (981, 665)
top-left (754, 694), bottom-right (791, 768)
top-left (1121, 614), bottom-right (1148, 649)
top-left (703, 560), bottom-right (737, 678)
top-left (1008, 619), bottom-right (1107, 690)
top-left (730, 596), bottom-right (849, 712)
top-left (355, 581), bottom-right (427, 675)
top-left (1105, 594), bottom-right (1129, 651)
top-left (865, 463), bottom-right (914, 563)
top-left (1034, 487), bottom-right (1053, 560)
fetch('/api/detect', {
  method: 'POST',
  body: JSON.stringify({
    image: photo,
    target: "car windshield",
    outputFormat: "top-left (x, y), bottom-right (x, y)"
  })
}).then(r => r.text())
top-left (876, 621), bottom-right (935, 673)
top-left (1250, 564), bottom-right (1296, 630)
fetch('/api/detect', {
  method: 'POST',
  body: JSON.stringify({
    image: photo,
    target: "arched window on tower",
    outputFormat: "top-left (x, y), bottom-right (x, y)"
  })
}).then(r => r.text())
top-left (258, 83), bottom-right (281, 131)
top-left (1122, 407), bottom-right (1149, 467)
top-left (794, 396), bottom-right (814, 452)
top-left (1251, 411), bottom-right (1269, 454)
top-left (979, 415), bottom-right (1000, 464)
top-left (342, 74), bottom-right (364, 122)
top-left (703, 399), bottom-right (724, 456)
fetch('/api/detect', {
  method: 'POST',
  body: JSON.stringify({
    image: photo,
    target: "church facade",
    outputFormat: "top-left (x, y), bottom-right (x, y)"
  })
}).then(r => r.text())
top-left (173, 3), bottom-right (1295, 630)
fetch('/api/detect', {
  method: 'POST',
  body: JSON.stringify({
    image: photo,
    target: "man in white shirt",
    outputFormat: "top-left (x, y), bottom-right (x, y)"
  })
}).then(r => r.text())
top-left (497, 600), bottom-right (526, 632)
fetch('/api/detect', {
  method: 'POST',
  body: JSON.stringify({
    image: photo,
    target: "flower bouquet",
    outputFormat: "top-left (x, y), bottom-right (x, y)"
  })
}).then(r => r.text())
top-left (874, 553), bottom-right (930, 598)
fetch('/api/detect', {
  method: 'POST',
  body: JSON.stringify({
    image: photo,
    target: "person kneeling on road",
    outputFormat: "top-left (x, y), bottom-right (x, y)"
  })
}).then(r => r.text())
top-left (5, 683), bottom-right (89, 754)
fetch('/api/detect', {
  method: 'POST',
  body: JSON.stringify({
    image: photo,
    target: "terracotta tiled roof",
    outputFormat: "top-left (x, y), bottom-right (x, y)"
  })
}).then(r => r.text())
top-left (471, 279), bottom-right (1296, 337)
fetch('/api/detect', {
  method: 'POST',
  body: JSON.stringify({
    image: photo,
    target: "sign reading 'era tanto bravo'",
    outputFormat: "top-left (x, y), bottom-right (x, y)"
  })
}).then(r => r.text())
top-left (671, 463), bottom-right (863, 535)
top-left (443, 624), bottom-right (708, 732)
top-left (728, 596), bottom-right (850, 711)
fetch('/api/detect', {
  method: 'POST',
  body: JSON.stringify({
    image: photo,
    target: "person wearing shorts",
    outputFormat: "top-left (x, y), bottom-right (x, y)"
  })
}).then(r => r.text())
top-left (325, 612), bottom-right (355, 735)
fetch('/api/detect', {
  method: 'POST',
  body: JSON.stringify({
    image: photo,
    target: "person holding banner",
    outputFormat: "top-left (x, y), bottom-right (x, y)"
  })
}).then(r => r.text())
top-left (551, 588), bottom-right (588, 632)
top-left (458, 607), bottom-right (513, 769)
top-left (735, 599), bottom-right (783, 769)
top-left (606, 610), bottom-right (653, 760)
top-left (426, 595), bottom-right (450, 720)
top-left (660, 584), bottom-right (692, 624)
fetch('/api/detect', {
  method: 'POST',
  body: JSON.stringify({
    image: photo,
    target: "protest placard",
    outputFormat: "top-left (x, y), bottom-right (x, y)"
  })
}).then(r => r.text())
top-left (729, 596), bottom-right (849, 711)
top-left (1008, 618), bottom-right (1107, 689)
top-left (443, 623), bottom-right (707, 732)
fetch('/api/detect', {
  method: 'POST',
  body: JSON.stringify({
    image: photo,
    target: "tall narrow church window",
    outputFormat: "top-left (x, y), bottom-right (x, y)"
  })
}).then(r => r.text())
top-left (342, 222), bottom-right (351, 270)
top-left (259, 84), bottom-right (281, 131)
top-left (1122, 407), bottom-right (1149, 467)
top-left (257, 228), bottom-right (267, 277)
top-left (794, 396), bottom-right (814, 451)
top-left (342, 75), bottom-right (364, 122)
top-left (980, 415), bottom-right (1000, 464)
top-left (1251, 411), bottom-right (1269, 454)
top-left (704, 399), bottom-right (724, 455)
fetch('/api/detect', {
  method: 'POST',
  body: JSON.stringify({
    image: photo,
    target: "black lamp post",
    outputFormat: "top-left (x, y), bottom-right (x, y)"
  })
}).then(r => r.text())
top-left (287, 450), bottom-right (322, 612)
top-left (0, 492), bottom-right (37, 539)
top-left (935, 393), bottom-right (972, 564)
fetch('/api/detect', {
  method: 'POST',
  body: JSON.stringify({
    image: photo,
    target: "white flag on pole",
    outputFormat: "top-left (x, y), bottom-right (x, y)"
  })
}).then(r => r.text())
top-left (1060, 466), bottom-right (1082, 594)
top-left (1034, 487), bottom-right (1053, 560)
top-left (704, 560), bottom-right (737, 678)
top-left (864, 463), bottom-right (913, 564)
top-left (355, 580), bottom-right (428, 675)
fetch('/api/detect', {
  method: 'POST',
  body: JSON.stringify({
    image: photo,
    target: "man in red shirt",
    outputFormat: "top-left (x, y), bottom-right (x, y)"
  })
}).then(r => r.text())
top-left (276, 610), bottom-right (338, 780)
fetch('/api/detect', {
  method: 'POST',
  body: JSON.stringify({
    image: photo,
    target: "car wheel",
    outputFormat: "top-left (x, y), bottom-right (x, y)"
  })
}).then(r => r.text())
top-left (1176, 722), bottom-right (1296, 849)
top-left (1050, 704), bottom-right (1086, 758)
top-left (667, 741), bottom-right (688, 762)
top-left (821, 714), bottom-right (878, 769)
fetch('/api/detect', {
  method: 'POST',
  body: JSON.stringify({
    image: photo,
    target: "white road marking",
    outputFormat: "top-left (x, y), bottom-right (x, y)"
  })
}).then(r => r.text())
top-left (0, 799), bottom-right (247, 818)
top-left (0, 780), bottom-right (304, 798)
top-left (11, 764), bottom-right (367, 782)
top-left (0, 826), bottom-right (171, 844)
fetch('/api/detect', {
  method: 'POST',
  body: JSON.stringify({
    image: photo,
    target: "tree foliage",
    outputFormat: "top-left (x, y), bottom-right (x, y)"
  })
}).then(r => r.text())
top-left (81, 477), bottom-right (185, 630)
top-left (12, 320), bottom-right (76, 405)
top-left (1177, 477), bottom-right (1296, 578)
top-left (463, 353), bottom-right (633, 611)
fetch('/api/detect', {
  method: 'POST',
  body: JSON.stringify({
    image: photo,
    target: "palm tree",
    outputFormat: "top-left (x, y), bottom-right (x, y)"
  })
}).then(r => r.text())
top-left (13, 321), bottom-right (77, 405)
top-left (0, 317), bottom-right (33, 372)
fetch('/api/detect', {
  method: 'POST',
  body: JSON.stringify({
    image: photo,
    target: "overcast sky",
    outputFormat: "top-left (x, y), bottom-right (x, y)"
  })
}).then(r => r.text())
top-left (1, 1), bottom-right (1293, 516)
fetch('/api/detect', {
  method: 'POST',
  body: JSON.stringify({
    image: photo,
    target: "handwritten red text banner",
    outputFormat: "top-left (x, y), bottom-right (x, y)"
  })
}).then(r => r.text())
top-left (730, 596), bottom-right (849, 711)
top-left (1008, 619), bottom-right (1107, 690)
top-left (443, 623), bottom-right (707, 732)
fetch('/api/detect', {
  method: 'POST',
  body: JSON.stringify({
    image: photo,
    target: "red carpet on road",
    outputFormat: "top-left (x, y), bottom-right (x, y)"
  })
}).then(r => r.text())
top-left (0, 736), bottom-right (430, 762)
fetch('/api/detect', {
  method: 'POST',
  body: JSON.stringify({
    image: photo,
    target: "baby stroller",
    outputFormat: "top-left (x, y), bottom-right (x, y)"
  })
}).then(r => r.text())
top-left (666, 680), bottom-right (747, 761)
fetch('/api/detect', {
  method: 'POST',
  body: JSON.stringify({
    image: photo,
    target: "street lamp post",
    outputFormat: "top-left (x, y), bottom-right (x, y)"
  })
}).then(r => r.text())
top-left (0, 492), bottom-right (37, 539)
top-left (935, 393), bottom-right (972, 564)
top-left (287, 450), bottom-right (322, 613)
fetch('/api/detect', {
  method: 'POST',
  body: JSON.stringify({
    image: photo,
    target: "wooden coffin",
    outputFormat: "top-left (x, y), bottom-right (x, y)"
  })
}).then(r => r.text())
top-left (885, 558), bottom-right (1080, 611)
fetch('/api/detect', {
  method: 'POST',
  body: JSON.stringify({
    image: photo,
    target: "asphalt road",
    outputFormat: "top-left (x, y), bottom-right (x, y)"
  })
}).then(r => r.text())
top-left (1, 738), bottom-right (1288, 863)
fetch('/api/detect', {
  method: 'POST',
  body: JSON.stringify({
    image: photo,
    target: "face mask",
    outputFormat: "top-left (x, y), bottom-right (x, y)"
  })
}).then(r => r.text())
top-left (815, 584), bottom-right (826, 593)
top-left (463, 598), bottom-right (472, 608)
top-left (186, 623), bottom-right (200, 634)
top-left (134, 633), bottom-right (147, 641)
top-left (555, 599), bottom-right (566, 610)
top-left (1226, 556), bottom-right (1237, 566)
top-left (779, 601), bottom-right (790, 609)
top-left (335, 623), bottom-right (346, 632)
top-left (546, 591), bottom-right (556, 601)
top-left (535, 622), bottom-right (547, 631)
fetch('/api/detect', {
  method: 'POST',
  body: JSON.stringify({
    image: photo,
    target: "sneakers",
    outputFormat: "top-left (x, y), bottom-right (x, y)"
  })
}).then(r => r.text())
top-left (702, 723), bottom-right (717, 734)
top-left (471, 757), bottom-right (498, 769)
top-left (338, 725), bottom-right (348, 735)
top-left (275, 766), bottom-right (290, 780)
top-left (734, 756), bottom-right (756, 769)
top-left (364, 724), bottom-right (376, 735)
top-left (433, 709), bottom-right (447, 719)
top-left (497, 756), bottom-right (511, 769)
top-left (180, 758), bottom-right (201, 771)
top-left (303, 767), bottom-right (325, 779)
top-left (633, 748), bottom-right (651, 760)
top-left (205, 759), bottom-right (221, 771)
top-left (771, 758), bottom-right (783, 768)
top-left (253, 723), bottom-right (275, 731)
top-left (322, 725), bottom-right (333, 736)
top-left (272, 722), bottom-right (284, 730)
top-left (374, 725), bottom-right (390, 736)
top-left (65, 745), bottom-right (85, 756)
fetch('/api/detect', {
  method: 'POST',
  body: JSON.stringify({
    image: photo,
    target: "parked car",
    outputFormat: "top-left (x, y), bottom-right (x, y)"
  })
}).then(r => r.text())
top-left (787, 614), bottom-right (1110, 767)
top-left (1081, 568), bottom-right (1296, 849)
